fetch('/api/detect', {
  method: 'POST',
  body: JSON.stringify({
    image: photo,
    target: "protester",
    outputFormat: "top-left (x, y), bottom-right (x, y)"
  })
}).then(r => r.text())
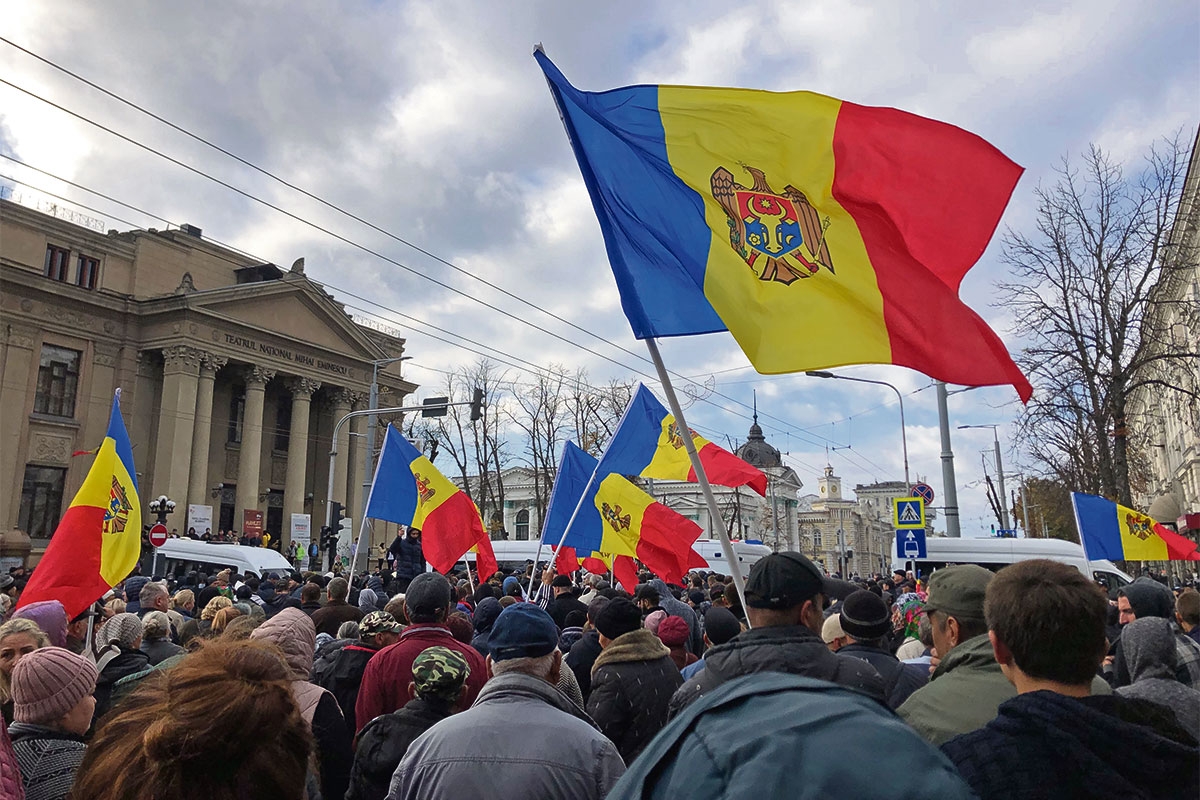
top-left (648, 579), bottom-right (703, 655)
top-left (92, 613), bottom-right (149, 720)
top-left (63, 607), bottom-right (97, 656)
top-left (7, 647), bottom-right (97, 800)
top-left (470, 596), bottom-right (502, 655)
top-left (209, 606), bottom-right (243, 636)
top-left (656, 615), bottom-right (697, 671)
top-left (1111, 577), bottom-right (1200, 688)
top-left (311, 577), bottom-right (365, 636)
top-left (391, 528), bottom-right (425, 592)
top-left (170, 589), bottom-right (195, 618)
top-left (388, 604), bottom-right (625, 799)
top-left (249, 607), bottom-right (351, 799)
top-left (71, 640), bottom-right (313, 800)
top-left (138, 612), bottom-right (183, 666)
top-left (1178, 588), bottom-right (1200, 646)
top-left (256, 578), bottom-right (300, 618)
top-left (11, 602), bottom-right (68, 649)
top-left (356, 572), bottom-right (487, 733)
top-left (546, 574), bottom-right (589, 629)
top-left (670, 552), bottom-right (885, 716)
top-left (588, 598), bottom-right (683, 762)
top-left (179, 595), bottom-right (232, 645)
top-left (0, 716), bottom-right (23, 800)
top-left (566, 596), bottom-right (609, 700)
top-left (347, 646), bottom-right (470, 800)
top-left (821, 613), bottom-right (849, 652)
top-left (1115, 616), bottom-right (1200, 740)
top-left (837, 590), bottom-right (929, 708)
top-left (120, 576), bottom-right (149, 616)
top-left (941, 559), bottom-right (1199, 799)
top-left (314, 610), bottom-right (402, 734)
top-left (299, 582), bottom-right (323, 616)
top-left (1, 619), bottom-right (50, 724)
top-left (681, 606), bottom-right (741, 681)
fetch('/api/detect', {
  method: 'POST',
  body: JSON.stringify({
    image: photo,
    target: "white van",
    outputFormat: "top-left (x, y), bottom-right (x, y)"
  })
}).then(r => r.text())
top-left (459, 538), bottom-right (772, 580)
top-left (891, 537), bottom-right (1133, 596)
top-left (690, 539), bottom-right (773, 578)
top-left (149, 539), bottom-right (297, 579)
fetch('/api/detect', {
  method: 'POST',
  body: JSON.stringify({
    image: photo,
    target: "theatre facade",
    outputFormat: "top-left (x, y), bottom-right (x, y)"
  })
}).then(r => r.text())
top-left (0, 199), bottom-right (416, 560)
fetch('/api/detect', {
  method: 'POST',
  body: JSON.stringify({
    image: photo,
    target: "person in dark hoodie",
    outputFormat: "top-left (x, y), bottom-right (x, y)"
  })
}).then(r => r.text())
top-left (1115, 616), bottom-right (1200, 741)
top-left (837, 590), bottom-right (928, 709)
top-left (313, 611), bottom-right (402, 737)
top-left (470, 597), bottom-right (502, 656)
top-left (647, 579), bottom-right (703, 656)
top-left (941, 559), bottom-right (1199, 800)
top-left (1109, 576), bottom-right (1200, 689)
top-left (669, 552), bottom-right (884, 717)
top-left (566, 596), bottom-right (609, 701)
top-left (392, 528), bottom-right (425, 592)
top-left (257, 578), bottom-right (301, 619)
top-left (346, 646), bottom-right (470, 800)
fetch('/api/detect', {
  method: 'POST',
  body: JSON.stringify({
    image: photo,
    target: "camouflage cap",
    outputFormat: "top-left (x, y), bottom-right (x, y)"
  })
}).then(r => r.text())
top-left (411, 646), bottom-right (470, 701)
top-left (359, 611), bottom-right (402, 640)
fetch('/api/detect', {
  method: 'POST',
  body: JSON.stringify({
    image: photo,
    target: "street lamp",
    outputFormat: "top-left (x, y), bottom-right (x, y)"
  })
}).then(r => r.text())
top-left (147, 495), bottom-right (176, 525)
top-left (363, 356), bottom-right (413, 513)
top-left (958, 424), bottom-right (1011, 532)
top-left (806, 371), bottom-right (909, 488)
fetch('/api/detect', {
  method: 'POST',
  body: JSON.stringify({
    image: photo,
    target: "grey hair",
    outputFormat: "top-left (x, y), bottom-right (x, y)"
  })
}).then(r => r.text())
top-left (337, 621), bottom-right (361, 640)
top-left (490, 651), bottom-right (556, 681)
top-left (142, 611), bottom-right (172, 640)
top-left (139, 581), bottom-right (168, 605)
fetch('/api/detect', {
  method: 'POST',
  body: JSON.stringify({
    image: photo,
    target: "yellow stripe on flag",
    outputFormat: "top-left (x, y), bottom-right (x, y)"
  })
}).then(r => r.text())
top-left (645, 415), bottom-right (708, 480)
top-left (1117, 505), bottom-right (1169, 561)
top-left (410, 455), bottom-right (459, 530)
top-left (594, 474), bottom-right (649, 557)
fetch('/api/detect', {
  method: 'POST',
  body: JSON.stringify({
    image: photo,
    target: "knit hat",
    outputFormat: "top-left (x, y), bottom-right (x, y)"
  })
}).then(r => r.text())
top-left (704, 607), bottom-right (741, 646)
top-left (839, 590), bottom-right (892, 639)
top-left (594, 597), bottom-right (642, 640)
top-left (657, 615), bottom-right (690, 647)
top-left (12, 647), bottom-right (98, 725)
top-left (101, 612), bottom-right (143, 648)
top-left (644, 609), bottom-right (667, 635)
top-left (12, 600), bottom-right (68, 648)
top-left (123, 576), bottom-right (150, 603)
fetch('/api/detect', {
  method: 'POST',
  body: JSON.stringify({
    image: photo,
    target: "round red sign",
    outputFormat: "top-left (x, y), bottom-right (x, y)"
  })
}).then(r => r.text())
top-left (149, 523), bottom-right (169, 547)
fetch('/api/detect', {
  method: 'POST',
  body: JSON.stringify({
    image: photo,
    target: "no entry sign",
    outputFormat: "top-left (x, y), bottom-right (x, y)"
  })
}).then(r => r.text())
top-left (149, 523), bottom-right (169, 547)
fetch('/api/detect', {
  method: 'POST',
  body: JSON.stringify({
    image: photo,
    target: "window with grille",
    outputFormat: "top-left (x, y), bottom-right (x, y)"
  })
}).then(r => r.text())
top-left (18, 465), bottom-right (67, 539)
top-left (34, 344), bottom-right (81, 418)
top-left (76, 255), bottom-right (99, 289)
top-left (44, 245), bottom-right (70, 281)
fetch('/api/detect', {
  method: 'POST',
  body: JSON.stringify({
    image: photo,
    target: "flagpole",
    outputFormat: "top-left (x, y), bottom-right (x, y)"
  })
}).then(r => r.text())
top-left (644, 338), bottom-right (751, 625)
top-left (527, 467), bottom-right (603, 597)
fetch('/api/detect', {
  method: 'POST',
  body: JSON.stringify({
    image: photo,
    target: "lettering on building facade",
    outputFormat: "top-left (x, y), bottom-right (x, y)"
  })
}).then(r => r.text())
top-left (223, 333), bottom-right (351, 377)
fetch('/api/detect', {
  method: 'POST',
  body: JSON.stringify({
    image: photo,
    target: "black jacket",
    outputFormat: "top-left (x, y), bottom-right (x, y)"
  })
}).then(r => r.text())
top-left (94, 647), bottom-right (151, 720)
top-left (313, 643), bottom-right (379, 735)
top-left (393, 536), bottom-right (425, 581)
top-left (669, 624), bottom-right (886, 717)
top-left (258, 586), bottom-right (301, 618)
top-left (586, 629), bottom-right (683, 763)
top-left (346, 696), bottom-right (457, 800)
top-left (838, 642), bottom-right (928, 709)
top-left (548, 594), bottom-right (589, 630)
top-left (942, 690), bottom-right (1200, 800)
top-left (566, 630), bottom-right (604, 700)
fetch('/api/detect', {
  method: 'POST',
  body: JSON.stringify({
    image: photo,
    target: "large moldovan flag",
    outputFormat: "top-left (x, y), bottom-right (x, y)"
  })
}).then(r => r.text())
top-left (1072, 492), bottom-right (1200, 562)
top-left (365, 425), bottom-right (497, 576)
top-left (18, 391), bottom-right (142, 619)
top-left (537, 52), bottom-right (1031, 401)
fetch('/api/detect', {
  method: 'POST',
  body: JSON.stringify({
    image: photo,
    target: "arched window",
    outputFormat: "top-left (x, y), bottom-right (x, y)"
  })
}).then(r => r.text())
top-left (813, 528), bottom-right (823, 549)
top-left (515, 509), bottom-right (530, 540)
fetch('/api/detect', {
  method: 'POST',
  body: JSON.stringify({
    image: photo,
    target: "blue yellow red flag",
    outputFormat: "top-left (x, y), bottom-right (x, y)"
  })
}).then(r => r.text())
top-left (17, 390), bottom-right (142, 619)
top-left (1071, 492), bottom-right (1200, 562)
top-left (365, 425), bottom-right (493, 574)
top-left (537, 51), bottom-right (1031, 401)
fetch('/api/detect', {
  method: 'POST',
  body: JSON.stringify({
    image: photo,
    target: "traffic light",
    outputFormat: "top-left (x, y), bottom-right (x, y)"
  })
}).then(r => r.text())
top-left (469, 387), bottom-right (485, 422)
top-left (339, 515), bottom-right (354, 540)
top-left (329, 501), bottom-right (344, 530)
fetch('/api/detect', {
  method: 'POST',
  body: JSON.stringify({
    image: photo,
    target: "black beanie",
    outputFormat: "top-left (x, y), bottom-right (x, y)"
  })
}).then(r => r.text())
top-left (839, 590), bottom-right (891, 639)
top-left (594, 597), bottom-right (642, 640)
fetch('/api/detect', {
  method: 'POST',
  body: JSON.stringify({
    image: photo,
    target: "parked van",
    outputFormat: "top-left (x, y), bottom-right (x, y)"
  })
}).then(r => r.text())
top-left (691, 539), bottom-right (773, 577)
top-left (891, 537), bottom-right (1133, 596)
top-left (148, 539), bottom-right (296, 580)
top-left (459, 538), bottom-right (772, 580)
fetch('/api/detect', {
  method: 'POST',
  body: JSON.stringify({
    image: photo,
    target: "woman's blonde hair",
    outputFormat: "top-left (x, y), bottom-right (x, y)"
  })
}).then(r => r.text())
top-left (209, 606), bottom-right (243, 635)
top-left (199, 595), bottom-right (233, 622)
top-left (0, 618), bottom-right (50, 701)
top-left (171, 589), bottom-right (195, 611)
top-left (105, 597), bottom-right (127, 615)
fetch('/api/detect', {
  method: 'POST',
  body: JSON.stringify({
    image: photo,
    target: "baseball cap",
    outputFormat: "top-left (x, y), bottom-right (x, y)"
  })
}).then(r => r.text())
top-left (359, 611), bottom-right (402, 640)
top-left (405, 573), bottom-right (453, 616)
top-left (488, 604), bottom-right (559, 661)
top-left (821, 613), bottom-right (846, 644)
top-left (921, 564), bottom-right (992, 621)
top-left (411, 646), bottom-right (470, 701)
top-left (744, 551), bottom-right (846, 609)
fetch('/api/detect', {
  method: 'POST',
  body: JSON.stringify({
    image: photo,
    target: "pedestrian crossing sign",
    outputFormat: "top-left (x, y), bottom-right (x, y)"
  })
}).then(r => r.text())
top-left (894, 497), bottom-right (925, 529)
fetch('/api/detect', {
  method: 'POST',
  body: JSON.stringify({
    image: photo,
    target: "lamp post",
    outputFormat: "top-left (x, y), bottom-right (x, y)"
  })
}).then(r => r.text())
top-left (362, 356), bottom-right (413, 538)
top-left (148, 495), bottom-right (176, 526)
top-left (958, 424), bottom-right (1011, 532)
top-left (807, 371), bottom-right (909, 488)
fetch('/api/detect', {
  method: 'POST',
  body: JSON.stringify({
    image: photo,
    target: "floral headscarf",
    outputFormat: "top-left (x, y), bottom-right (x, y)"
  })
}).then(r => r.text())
top-left (892, 592), bottom-right (924, 641)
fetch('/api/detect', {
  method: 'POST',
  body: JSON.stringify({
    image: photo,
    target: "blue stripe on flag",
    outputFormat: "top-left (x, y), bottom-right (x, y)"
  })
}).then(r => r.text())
top-left (1072, 492), bottom-right (1123, 561)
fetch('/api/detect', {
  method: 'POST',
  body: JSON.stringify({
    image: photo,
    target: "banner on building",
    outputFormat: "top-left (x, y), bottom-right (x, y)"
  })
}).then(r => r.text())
top-left (187, 504), bottom-right (213, 537)
top-left (243, 509), bottom-right (264, 539)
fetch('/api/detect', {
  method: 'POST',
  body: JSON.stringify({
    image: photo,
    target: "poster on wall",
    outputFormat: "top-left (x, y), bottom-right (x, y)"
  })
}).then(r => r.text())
top-left (187, 504), bottom-right (213, 538)
top-left (243, 509), bottom-right (264, 539)
top-left (291, 514), bottom-right (311, 553)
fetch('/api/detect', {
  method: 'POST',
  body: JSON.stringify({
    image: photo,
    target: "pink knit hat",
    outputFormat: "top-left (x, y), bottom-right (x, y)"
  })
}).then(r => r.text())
top-left (12, 647), bottom-right (98, 725)
top-left (643, 609), bottom-right (667, 635)
top-left (12, 600), bottom-right (68, 648)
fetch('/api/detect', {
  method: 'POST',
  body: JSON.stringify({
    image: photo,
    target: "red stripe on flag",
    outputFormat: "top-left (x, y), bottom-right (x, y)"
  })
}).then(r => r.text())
top-left (635, 503), bottom-right (702, 585)
top-left (16, 505), bottom-right (109, 620)
top-left (612, 556), bottom-right (639, 594)
top-left (1154, 522), bottom-right (1200, 561)
top-left (422, 493), bottom-right (490, 574)
top-left (689, 442), bottom-right (767, 496)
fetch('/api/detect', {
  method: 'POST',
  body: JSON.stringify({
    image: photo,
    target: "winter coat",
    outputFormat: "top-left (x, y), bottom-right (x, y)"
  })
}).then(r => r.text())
top-left (251, 608), bottom-right (352, 800)
top-left (309, 599), bottom-right (364, 637)
top-left (558, 626), bottom-right (585, 653)
top-left (898, 633), bottom-right (1112, 746)
top-left (258, 585), bottom-right (301, 619)
top-left (566, 629), bottom-right (604, 700)
top-left (8, 723), bottom-right (86, 800)
top-left (0, 717), bottom-right (25, 800)
top-left (392, 536), bottom-right (425, 581)
top-left (470, 597), bottom-right (502, 656)
top-left (838, 641), bottom-right (928, 709)
top-left (605, 673), bottom-right (973, 800)
top-left (313, 642), bottom-right (379, 736)
top-left (1116, 616), bottom-right (1200, 740)
top-left (942, 690), bottom-right (1199, 800)
top-left (548, 594), bottom-right (589, 630)
top-left (649, 580), bottom-right (703, 655)
top-left (93, 647), bottom-right (150, 720)
top-left (139, 637), bottom-right (184, 666)
top-left (355, 623), bottom-right (487, 734)
top-left (348, 696), bottom-right (456, 800)
top-left (388, 671), bottom-right (625, 800)
top-left (669, 624), bottom-right (886, 718)
top-left (587, 629), bottom-right (683, 763)
top-left (1112, 577), bottom-right (1200, 689)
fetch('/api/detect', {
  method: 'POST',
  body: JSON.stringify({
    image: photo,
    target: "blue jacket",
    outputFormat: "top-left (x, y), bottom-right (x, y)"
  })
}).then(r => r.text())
top-left (606, 673), bottom-right (973, 800)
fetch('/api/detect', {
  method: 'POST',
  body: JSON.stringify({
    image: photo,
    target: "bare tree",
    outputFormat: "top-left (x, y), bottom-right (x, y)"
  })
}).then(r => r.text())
top-left (566, 372), bottom-right (634, 456)
top-left (1000, 132), bottom-right (1196, 505)
top-left (506, 365), bottom-right (573, 531)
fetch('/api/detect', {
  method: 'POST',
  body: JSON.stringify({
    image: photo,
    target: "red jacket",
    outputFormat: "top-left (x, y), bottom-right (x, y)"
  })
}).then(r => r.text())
top-left (354, 623), bottom-right (488, 733)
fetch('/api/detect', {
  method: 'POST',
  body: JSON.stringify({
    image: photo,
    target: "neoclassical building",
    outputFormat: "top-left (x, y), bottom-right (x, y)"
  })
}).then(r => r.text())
top-left (0, 199), bottom-right (416, 559)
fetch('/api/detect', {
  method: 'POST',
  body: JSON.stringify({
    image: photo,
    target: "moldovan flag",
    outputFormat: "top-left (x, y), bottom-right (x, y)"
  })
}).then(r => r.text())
top-left (537, 52), bottom-right (1032, 401)
top-left (1072, 492), bottom-right (1200, 562)
top-left (18, 391), bottom-right (141, 619)
top-left (599, 384), bottom-right (767, 495)
top-left (364, 425), bottom-right (494, 574)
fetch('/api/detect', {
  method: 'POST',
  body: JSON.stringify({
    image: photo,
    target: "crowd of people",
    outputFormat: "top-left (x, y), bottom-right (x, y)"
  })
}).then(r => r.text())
top-left (0, 545), bottom-right (1197, 799)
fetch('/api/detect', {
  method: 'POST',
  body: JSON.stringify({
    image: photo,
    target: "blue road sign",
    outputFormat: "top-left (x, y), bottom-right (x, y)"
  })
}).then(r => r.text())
top-left (896, 529), bottom-right (927, 559)
top-left (910, 482), bottom-right (935, 504)
top-left (894, 497), bottom-right (926, 529)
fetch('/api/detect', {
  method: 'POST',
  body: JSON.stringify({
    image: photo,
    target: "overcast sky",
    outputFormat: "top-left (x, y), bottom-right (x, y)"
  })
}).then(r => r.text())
top-left (2, 0), bottom-right (1197, 537)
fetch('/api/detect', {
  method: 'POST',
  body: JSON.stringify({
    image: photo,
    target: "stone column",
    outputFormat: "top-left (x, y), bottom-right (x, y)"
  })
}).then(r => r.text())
top-left (348, 395), bottom-right (367, 543)
top-left (0, 326), bottom-right (36, 530)
top-left (282, 377), bottom-right (321, 548)
top-left (235, 366), bottom-right (275, 525)
top-left (152, 345), bottom-right (202, 509)
top-left (329, 388), bottom-right (354, 510)
top-left (187, 353), bottom-right (227, 508)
